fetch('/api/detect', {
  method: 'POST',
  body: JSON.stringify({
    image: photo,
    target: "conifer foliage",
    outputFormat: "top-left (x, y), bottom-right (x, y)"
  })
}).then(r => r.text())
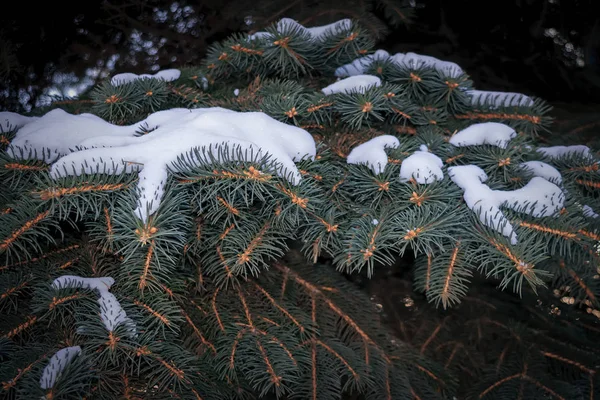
top-left (1, 16), bottom-right (599, 400)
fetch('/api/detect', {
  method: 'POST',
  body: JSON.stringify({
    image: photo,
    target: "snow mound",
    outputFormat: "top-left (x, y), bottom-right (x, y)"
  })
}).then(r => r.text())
top-left (519, 161), bottom-right (562, 185)
top-left (0, 111), bottom-right (39, 131)
top-left (449, 122), bottom-right (516, 149)
top-left (322, 75), bottom-right (381, 95)
top-left (40, 346), bottom-right (81, 389)
top-left (52, 275), bottom-right (136, 336)
top-left (347, 135), bottom-right (400, 174)
top-left (449, 165), bottom-right (564, 244)
top-left (399, 148), bottom-right (444, 184)
top-left (537, 145), bottom-right (591, 159)
top-left (249, 18), bottom-right (351, 41)
top-left (31, 108), bottom-right (315, 221)
top-left (466, 90), bottom-right (533, 108)
top-left (335, 50), bottom-right (464, 77)
top-left (111, 69), bottom-right (181, 86)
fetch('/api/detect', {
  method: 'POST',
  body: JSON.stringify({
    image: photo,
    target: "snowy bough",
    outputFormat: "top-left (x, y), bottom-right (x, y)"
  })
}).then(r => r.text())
top-left (1, 16), bottom-right (600, 400)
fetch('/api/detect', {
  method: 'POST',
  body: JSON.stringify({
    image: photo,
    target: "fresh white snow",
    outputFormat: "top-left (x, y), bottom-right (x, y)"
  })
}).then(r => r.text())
top-left (52, 275), bottom-right (136, 336)
top-left (4, 108), bottom-right (315, 221)
top-left (519, 161), bottom-right (562, 185)
top-left (321, 75), bottom-right (381, 95)
top-left (249, 18), bottom-right (351, 41)
top-left (335, 50), bottom-right (464, 77)
top-left (449, 122), bottom-right (517, 149)
top-left (537, 145), bottom-right (591, 159)
top-left (449, 165), bottom-right (565, 244)
top-left (399, 148), bottom-right (444, 184)
top-left (466, 90), bottom-right (534, 108)
top-left (346, 135), bottom-right (399, 174)
top-left (0, 111), bottom-right (39, 131)
top-left (234, 88), bottom-right (240, 96)
top-left (111, 69), bottom-right (181, 86)
top-left (40, 346), bottom-right (81, 389)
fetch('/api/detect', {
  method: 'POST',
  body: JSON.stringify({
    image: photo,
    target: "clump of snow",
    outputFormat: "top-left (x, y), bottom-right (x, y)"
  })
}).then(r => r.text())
top-left (322, 75), bottom-right (381, 95)
top-left (249, 18), bottom-right (351, 41)
top-left (371, 219), bottom-right (379, 225)
top-left (0, 112), bottom-right (39, 131)
top-left (234, 88), bottom-right (240, 96)
top-left (399, 149), bottom-right (444, 184)
top-left (40, 346), bottom-right (81, 389)
top-left (449, 165), bottom-right (565, 244)
top-left (466, 90), bottom-right (533, 108)
top-left (583, 205), bottom-right (599, 218)
top-left (449, 122), bottom-right (516, 149)
top-left (537, 145), bottom-right (591, 159)
top-left (36, 108), bottom-right (315, 221)
top-left (335, 50), bottom-right (464, 78)
top-left (52, 275), bottom-right (136, 336)
top-left (519, 161), bottom-right (562, 185)
top-left (334, 50), bottom-right (391, 77)
top-left (111, 69), bottom-right (181, 86)
top-left (346, 135), bottom-right (399, 174)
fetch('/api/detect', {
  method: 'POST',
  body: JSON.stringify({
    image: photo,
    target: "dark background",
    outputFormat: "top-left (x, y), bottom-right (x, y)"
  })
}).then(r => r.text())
top-left (1, 0), bottom-right (599, 112)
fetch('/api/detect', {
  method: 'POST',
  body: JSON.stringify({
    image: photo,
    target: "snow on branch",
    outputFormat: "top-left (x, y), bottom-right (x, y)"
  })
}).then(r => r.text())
top-left (249, 18), bottom-right (351, 41)
top-left (399, 145), bottom-right (444, 184)
top-left (449, 122), bottom-right (516, 149)
top-left (40, 346), bottom-right (81, 390)
top-left (321, 75), bottom-right (381, 95)
top-left (0, 111), bottom-right (39, 131)
top-left (466, 89), bottom-right (534, 108)
top-left (335, 49), bottom-right (465, 78)
top-left (449, 165), bottom-right (564, 244)
top-left (52, 275), bottom-right (136, 336)
top-left (110, 69), bottom-right (181, 86)
top-left (537, 145), bottom-right (592, 159)
top-left (519, 161), bottom-right (562, 186)
top-left (346, 135), bottom-right (399, 174)
top-left (6, 108), bottom-right (316, 222)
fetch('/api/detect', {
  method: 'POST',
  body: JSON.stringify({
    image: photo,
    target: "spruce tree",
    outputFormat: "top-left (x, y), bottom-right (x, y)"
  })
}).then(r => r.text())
top-left (1, 16), bottom-right (599, 400)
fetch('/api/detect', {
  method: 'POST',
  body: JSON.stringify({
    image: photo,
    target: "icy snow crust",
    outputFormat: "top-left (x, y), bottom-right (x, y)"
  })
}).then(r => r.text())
top-left (249, 18), bottom-right (351, 41)
top-left (321, 75), bottom-right (381, 95)
top-left (334, 49), bottom-right (464, 78)
top-left (347, 135), bottom-right (399, 174)
top-left (7, 108), bottom-right (316, 222)
top-left (52, 275), bottom-right (136, 335)
top-left (449, 122), bottom-right (517, 149)
top-left (111, 68), bottom-right (181, 86)
top-left (40, 346), bottom-right (81, 389)
top-left (449, 165), bottom-right (564, 244)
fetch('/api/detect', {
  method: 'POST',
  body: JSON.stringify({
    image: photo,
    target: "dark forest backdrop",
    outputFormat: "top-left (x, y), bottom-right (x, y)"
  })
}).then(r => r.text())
top-left (1, 0), bottom-right (599, 113)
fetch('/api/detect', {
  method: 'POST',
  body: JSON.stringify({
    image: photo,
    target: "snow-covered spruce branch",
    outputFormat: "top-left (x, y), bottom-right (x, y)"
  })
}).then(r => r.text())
top-left (1, 16), bottom-right (599, 400)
